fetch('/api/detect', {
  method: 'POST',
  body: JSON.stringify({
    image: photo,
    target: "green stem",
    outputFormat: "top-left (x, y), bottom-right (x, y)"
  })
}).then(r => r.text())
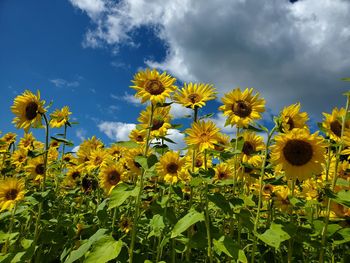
top-left (251, 126), bottom-right (276, 263)
top-left (319, 95), bottom-right (350, 263)
top-left (233, 127), bottom-right (240, 189)
top-left (129, 103), bottom-right (155, 263)
top-left (112, 207), bottom-right (117, 232)
top-left (288, 180), bottom-right (295, 263)
top-left (4, 203), bottom-right (16, 253)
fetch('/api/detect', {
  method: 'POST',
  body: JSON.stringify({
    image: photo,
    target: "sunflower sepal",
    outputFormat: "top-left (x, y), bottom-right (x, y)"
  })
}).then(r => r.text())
top-left (156, 101), bottom-right (173, 108)
top-left (198, 113), bottom-right (214, 121)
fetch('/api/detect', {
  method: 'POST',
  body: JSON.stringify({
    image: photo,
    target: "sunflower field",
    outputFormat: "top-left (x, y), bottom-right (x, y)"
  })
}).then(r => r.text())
top-left (1, 69), bottom-right (350, 263)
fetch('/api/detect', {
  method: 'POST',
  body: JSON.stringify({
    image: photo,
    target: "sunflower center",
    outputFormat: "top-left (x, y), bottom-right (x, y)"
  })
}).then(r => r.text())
top-left (188, 93), bottom-right (200, 104)
top-left (5, 189), bottom-right (18, 200)
top-left (145, 80), bottom-right (165, 95)
top-left (166, 162), bottom-right (179, 174)
top-left (71, 171), bottom-right (80, 180)
top-left (218, 172), bottom-right (226, 179)
top-left (283, 139), bottom-right (313, 166)
top-left (263, 184), bottom-right (273, 195)
top-left (108, 170), bottom-right (120, 185)
top-left (25, 101), bottom-right (39, 121)
top-left (152, 119), bottom-right (164, 131)
top-left (136, 135), bottom-right (144, 142)
top-left (330, 120), bottom-right (342, 137)
top-left (242, 141), bottom-right (255, 156)
top-left (232, 100), bottom-right (252, 118)
top-left (35, 163), bottom-right (45, 175)
top-left (286, 117), bottom-right (294, 130)
top-left (195, 159), bottom-right (203, 167)
top-left (244, 166), bottom-right (253, 173)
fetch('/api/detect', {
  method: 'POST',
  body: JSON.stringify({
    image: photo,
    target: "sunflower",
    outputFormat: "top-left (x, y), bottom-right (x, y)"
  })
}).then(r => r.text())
top-left (84, 148), bottom-right (109, 172)
top-left (214, 132), bottom-right (231, 152)
top-left (26, 156), bottom-right (46, 181)
top-left (322, 107), bottom-right (349, 141)
top-left (11, 90), bottom-right (46, 132)
top-left (99, 160), bottom-right (126, 194)
top-left (11, 148), bottom-right (28, 170)
top-left (0, 178), bottom-right (25, 211)
top-left (156, 151), bottom-right (186, 184)
top-left (108, 144), bottom-right (127, 161)
top-left (219, 88), bottom-right (265, 128)
top-left (240, 131), bottom-right (265, 165)
top-left (119, 215), bottom-right (133, 234)
top-left (50, 106), bottom-right (72, 128)
top-left (173, 83), bottom-right (216, 109)
top-left (125, 147), bottom-right (144, 178)
top-left (64, 167), bottom-right (82, 187)
top-left (184, 150), bottom-right (212, 172)
top-left (273, 185), bottom-right (292, 213)
top-left (185, 120), bottom-right (220, 152)
top-left (0, 132), bottom-right (17, 146)
top-left (213, 162), bottom-right (233, 181)
top-left (138, 105), bottom-right (172, 138)
top-left (270, 128), bottom-right (326, 181)
top-left (129, 128), bottom-right (147, 145)
top-left (18, 132), bottom-right (36, 150)
top-left (131, 68), bottom-right (177, 104)
top-left (76, 136), bottom-right (104, 164)
top-left (280, 103), bottom-right (308, 132)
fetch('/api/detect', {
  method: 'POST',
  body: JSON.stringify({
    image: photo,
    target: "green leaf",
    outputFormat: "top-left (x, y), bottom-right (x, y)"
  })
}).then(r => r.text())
top-left (213, 236), bottom-right (239, 259)
top-left (0, 232), bottom-right (19, 244)
top-left (156, 102), bottom-right (173, 107)
top-left (325, 189), bottom-right (350, 207)
top-left (199, 113), bottom-right (214, 120)
top-left (171, 210), bottom-right (205, 238)
top-left (85, 237), bottom-right (123, 263)
top-left (258, 223), bottom-right (291, 249)
top-left (109, 184), bottom-right (139, 209)
top-left (65, 229), bottom-right (107, 263)
top-left (148, 214), bottom-right (165, 238)
top-left (50, 136), bottom-right (74, 146)
top-left (171, 123), bottom-right (183, 129)
top-left (208, 193), bottom-right (232, 215)
top-left (341, 77), bottom-right (350, 82)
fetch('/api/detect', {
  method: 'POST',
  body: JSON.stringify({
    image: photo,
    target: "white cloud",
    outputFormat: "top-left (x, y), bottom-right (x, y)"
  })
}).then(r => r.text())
top-left (76, 128), bottom-right (87, 141)
top-left (169, 103), bottom-right (192, 119)
top-left (110, 92), bottom-right (142, 106)
top-left (166, 128), bottom-right (185, 151)
top-left (50, 78), bottom-right (80, 88)
top-left (209, 112), bottom-right (236, 135)
top-left (98, 121), bottom-right (136, 141)
top-left (70, 0), bottom-right (350, 119)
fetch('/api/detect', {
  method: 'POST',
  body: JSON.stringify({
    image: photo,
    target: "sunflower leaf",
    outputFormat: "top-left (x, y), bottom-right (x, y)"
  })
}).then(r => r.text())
top-left (84, 237), bottom-right (123, 263)
top-left (171, 210), bottom-right (205, 238)
top-left (109, 184), bottom-right (140, 209)
top-left (258, 223), bottom-right (291, 249)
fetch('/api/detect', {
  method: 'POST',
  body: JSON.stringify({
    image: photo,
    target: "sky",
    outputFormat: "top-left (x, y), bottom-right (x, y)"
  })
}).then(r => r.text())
top-left (0, 0), bottom-right (349, 151)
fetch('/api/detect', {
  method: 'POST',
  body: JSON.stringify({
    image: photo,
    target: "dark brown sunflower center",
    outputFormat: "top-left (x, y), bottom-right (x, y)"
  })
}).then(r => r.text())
top-left (152, 119), bottom-right (164, 130)
top-left (242, 142), bottom-right (255, 156)
top-left (134, 154), bottom-right (143, 168)
top-left (145, 80), bottom-right (165, 95)
top-left (71, 171), bottom-right (80, 180)
top-left (25, 101), bottom-right (39, 121)
top-left (35, 163), bottom-right (45, 175)
top-left (195, 159), bottom-right (203, 167)
top-left (244, 166), bottom-right (253, 173)
top-left (63, 156), bottom-right (71, 162)
top-left (108, 170), bottom-right (120, 185)
top-left (5, 189), bottom-right (18, 200)
top-left (286, 117), bottom-right (294, 130)
top-left (188, 93), bottom-right (200, 103)
top-left (166, 162), bottom-right (179, 174)
top-left (218, 172), bottom-right (226, 179)
top-left (232, 100), bottom-right (252, 118)
top-left (330, 120), bottom-right (342, 137)
top-left (136, 135), bottom-right (144, 142)
top-left (283, 139), bottom-right (313, 166)
top-left (263, 184), bottom-right (273, 194)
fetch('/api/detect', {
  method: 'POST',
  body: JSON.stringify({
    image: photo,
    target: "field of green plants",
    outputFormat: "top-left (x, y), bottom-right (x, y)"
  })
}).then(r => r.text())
top-left (1, 69), bottom-right (350, 262)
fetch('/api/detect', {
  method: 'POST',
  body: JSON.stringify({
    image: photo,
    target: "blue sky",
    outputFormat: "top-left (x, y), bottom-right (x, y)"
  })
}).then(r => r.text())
top-left (1, 0), bottom-right (350, 150)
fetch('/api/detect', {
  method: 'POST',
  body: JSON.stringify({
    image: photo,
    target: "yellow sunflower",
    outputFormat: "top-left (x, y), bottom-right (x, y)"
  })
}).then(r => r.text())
top-left (84, 148), bottom-right (109, 172)
top-left (99, 160), bottom-right (126, 194)
top-left (64, 167), bottom-right (82, 187)
top-left (280, 103), bottom-right (308, 132)
top-left (185, 120), bottom-right (220, 152)
top-left (214, 132), bottom-right (231, 152)
top-left (213, 163), bottom-right (233, 181)
top-left (50, 106), bottom-right (72, 128)
top-left (131, 68), bottom-right (177, 104)
top-left (273, 185), bottom-right (292, 213)
top-left (173, 82), bottom-right (217, 109)
top-left (322, 107), bottom-right (349, 141)
top-left (11, 90), bottom-right (46, 132)
top-left (138, 105), bottom-right (172, 138)
top-left (108, 144), bottom-right (127, 161)
top-left (0, 178), bottom-right (25, 211)
top-left (241, 131), bottom-right (265, 165)
top-left (270, 128), bottom-right (326, 181)
top-left (185, 150), bottom-right (212, 172)
top-left (11, 148), bottom-right (28, 170)
top-left (219, 88), bottom-right (265, 128)
top-left (119, 215), bottom-right (133, 234)
top-left (129, 128), bottom-right (147, 145)
top-left (0, 132), bottom-right (17, 146)
top-left (156, 151), bottom-right (186, 184)
top-left (26, 156), bottom-right (46, 181)
top-left (18, 132), bottom-right (36, 150)
top-left (125, 147), bottom-right (144, 178)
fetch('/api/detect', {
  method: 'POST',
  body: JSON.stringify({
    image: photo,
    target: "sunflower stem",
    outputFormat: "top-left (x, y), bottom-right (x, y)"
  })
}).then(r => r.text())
top-left (288, 180), bottom-right (295, 263)
top-left (129, 103), bottom-right (154, 263)
top-left (251, 125), bottom-right (276, 263)
top-left (112, 207), bottom-right (117, 233)
top-left (233, 127), bottom-right (240, 190)
top-left (319, 95), bottom-right (350, 263)
top-left (4, 203), bottom-right (16, 254)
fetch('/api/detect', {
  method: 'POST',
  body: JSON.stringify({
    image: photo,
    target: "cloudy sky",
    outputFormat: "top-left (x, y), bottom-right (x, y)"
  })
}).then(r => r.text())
top-left (1, 0), bottom-right (349, 150)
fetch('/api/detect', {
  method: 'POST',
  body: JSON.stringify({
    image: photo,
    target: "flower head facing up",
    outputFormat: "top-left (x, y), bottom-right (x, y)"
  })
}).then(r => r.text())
top-left (280, 103), bottom-right (308, 132)
top-left (131, 68), bottom-right (177, 104)
top-left (219, 88), bottom-right (265, 128)
top-left (156, 151), bottom-right (186, 184)
top-left (11, 90), bottom-right (46, 132)
top-left (185, 120), bottom-right (220, 152)
top-left (270, 128), bottom-right (326, 181)
top-left (0, 178), bottom-right (25, 211)
top-left (173, 83), bottom-right (217, 109)
top-left (50, 106), bottom-right (72, 128)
